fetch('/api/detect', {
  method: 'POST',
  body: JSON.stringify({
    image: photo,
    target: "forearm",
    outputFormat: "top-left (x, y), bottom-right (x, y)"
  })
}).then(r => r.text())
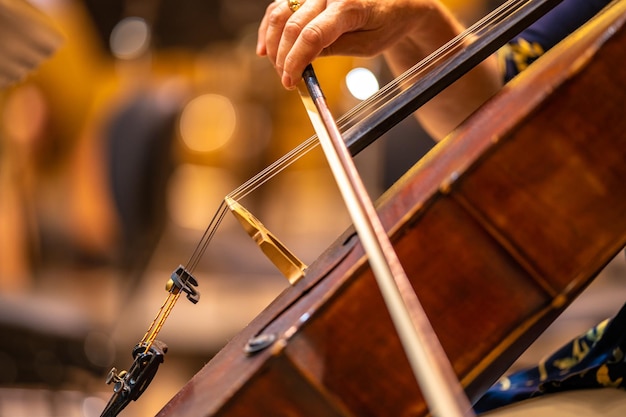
top-left (394, 54), bottom-right (502, 141)
top-left (382, 3), bottom-right (503, 141)
top-left (256, 0), bottom-right (503, 140)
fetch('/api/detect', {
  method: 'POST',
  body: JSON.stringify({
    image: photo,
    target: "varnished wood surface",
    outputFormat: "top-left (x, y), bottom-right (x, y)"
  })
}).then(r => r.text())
top-left (157, 2), bottom-right (626, 416)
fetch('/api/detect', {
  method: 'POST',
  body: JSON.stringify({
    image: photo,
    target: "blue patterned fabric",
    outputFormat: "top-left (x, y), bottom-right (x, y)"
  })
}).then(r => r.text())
top-left (500, 0), bottom-right (612, 81)
top-left (474, 302), bottom-right (626, 413)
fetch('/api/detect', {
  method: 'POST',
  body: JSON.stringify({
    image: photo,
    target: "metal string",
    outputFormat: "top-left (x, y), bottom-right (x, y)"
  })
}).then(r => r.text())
top-left (141, 0), bottom-right (528, 347)
top-left (184, 0), bottom-right (527, 270)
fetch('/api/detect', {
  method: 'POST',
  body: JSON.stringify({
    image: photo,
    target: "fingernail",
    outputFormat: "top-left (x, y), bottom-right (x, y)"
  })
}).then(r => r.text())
top-left (282, 73), bottom-right (293, 89)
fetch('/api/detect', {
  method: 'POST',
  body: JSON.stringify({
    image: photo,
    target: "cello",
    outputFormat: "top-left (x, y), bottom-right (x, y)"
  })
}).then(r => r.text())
top-left (149, 0), bottom-right (626, 415)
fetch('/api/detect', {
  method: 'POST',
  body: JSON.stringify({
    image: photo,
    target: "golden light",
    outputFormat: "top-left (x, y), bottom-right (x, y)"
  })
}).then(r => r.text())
top-left (179, 93), bottom-right (237, 153)
top-left (345, 67), bottom-right (380, 101)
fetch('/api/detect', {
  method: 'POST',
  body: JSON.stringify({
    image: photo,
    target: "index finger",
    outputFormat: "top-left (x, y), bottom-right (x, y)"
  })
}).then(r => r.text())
top-left (281, 4), bottom-right (354, 88)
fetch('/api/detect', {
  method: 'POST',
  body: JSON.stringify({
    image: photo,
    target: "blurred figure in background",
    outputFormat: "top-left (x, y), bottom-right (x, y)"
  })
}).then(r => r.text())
top-left (0, 0), bottom-right (63, 292)
top-left (0, 2), bottom-right (184, 413)
top-left (0, 0), bottom-right (118, 291)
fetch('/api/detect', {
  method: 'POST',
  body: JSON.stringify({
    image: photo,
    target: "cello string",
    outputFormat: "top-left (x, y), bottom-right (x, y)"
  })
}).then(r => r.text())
top-left (186, 201), bottom-right (228, 272)
top-left (181, 0), bottom-right (527, 272)
top-left (226, 0), bottom-right (525, 204)
top-left (230, 0), bottom-right (525, 201)
top-left (184, 137), bottom-right (320, 271)
top-left (229, 136), bottom-right (320, 200)
top-left (182, 0), bottom-right (528, 272)
top-left (225, 0), bottom-right (524, 203)
top-left (142, 0), bottom-right (529, 348)
top-left (335, 0), bottom-right (522, 116)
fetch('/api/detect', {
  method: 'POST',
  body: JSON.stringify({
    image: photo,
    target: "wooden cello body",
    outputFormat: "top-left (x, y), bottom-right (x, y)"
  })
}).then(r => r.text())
top-left (158, 2), bottom-right (626, 416)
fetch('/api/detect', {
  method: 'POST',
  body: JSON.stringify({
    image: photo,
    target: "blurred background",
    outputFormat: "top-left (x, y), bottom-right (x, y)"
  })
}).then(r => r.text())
top-left (0, 0), bottom-right (624, 416)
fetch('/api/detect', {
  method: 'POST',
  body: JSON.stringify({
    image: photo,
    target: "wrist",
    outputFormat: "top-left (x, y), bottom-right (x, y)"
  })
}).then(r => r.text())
top-left (384, 1), bottom-right (465, 76)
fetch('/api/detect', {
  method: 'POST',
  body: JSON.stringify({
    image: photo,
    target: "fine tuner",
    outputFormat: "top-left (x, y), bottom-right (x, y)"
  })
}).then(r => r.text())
top-left (100, 266), bottom-right (200, 416)
top-left (99, 0), bottom-right (566, 414)
top-left (100, 177), bottom-right (309, 417)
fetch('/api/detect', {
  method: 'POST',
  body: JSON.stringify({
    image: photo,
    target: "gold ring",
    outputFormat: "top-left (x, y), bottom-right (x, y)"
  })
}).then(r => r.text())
top-left (288, 0), bottom-right (301, 12)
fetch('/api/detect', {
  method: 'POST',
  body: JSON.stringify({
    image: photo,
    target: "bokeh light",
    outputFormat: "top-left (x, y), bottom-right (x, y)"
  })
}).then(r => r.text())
top-left (179, 93), bottom-right (237, 153)
top-left (345, 67), bottom-right (379, 100)
top-left (109, 17), bottom-right (151, 60)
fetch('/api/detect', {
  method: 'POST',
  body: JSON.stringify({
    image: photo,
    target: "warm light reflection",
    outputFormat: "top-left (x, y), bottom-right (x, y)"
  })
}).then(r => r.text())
top-left (167, 164), bottom-right (237, 230)
top-left (109, 17), bottom-right (151, 60)
top-left (179, 94), bottom-right (237, 153)
top-left (345, 67), bottom-right (379, 100)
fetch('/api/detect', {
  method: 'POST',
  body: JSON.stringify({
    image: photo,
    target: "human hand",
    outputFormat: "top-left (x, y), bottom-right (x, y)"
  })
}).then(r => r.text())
top-left (256, 0), bottom-right (455, 89)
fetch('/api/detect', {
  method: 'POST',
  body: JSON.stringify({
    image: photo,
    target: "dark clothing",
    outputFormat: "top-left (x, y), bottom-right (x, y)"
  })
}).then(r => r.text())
top-left (501, 0), bottom-right (612, 81)
top-left (475, 303), bottom-right (626, 412)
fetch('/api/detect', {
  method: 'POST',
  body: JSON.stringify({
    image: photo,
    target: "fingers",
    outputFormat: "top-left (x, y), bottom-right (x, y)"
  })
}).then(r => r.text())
top-left (256, 0), bottom-right (288, 58)
top-left (256, 0), bottom-right (371, 89)
top-left (280, 6), bottom-right (348, 88)
top-left (257, 0), bottom-right (332, 89)
top-left (275, 0), bottom-right (328, 88)
top-left (259, 0), bottom-right (320, 87)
